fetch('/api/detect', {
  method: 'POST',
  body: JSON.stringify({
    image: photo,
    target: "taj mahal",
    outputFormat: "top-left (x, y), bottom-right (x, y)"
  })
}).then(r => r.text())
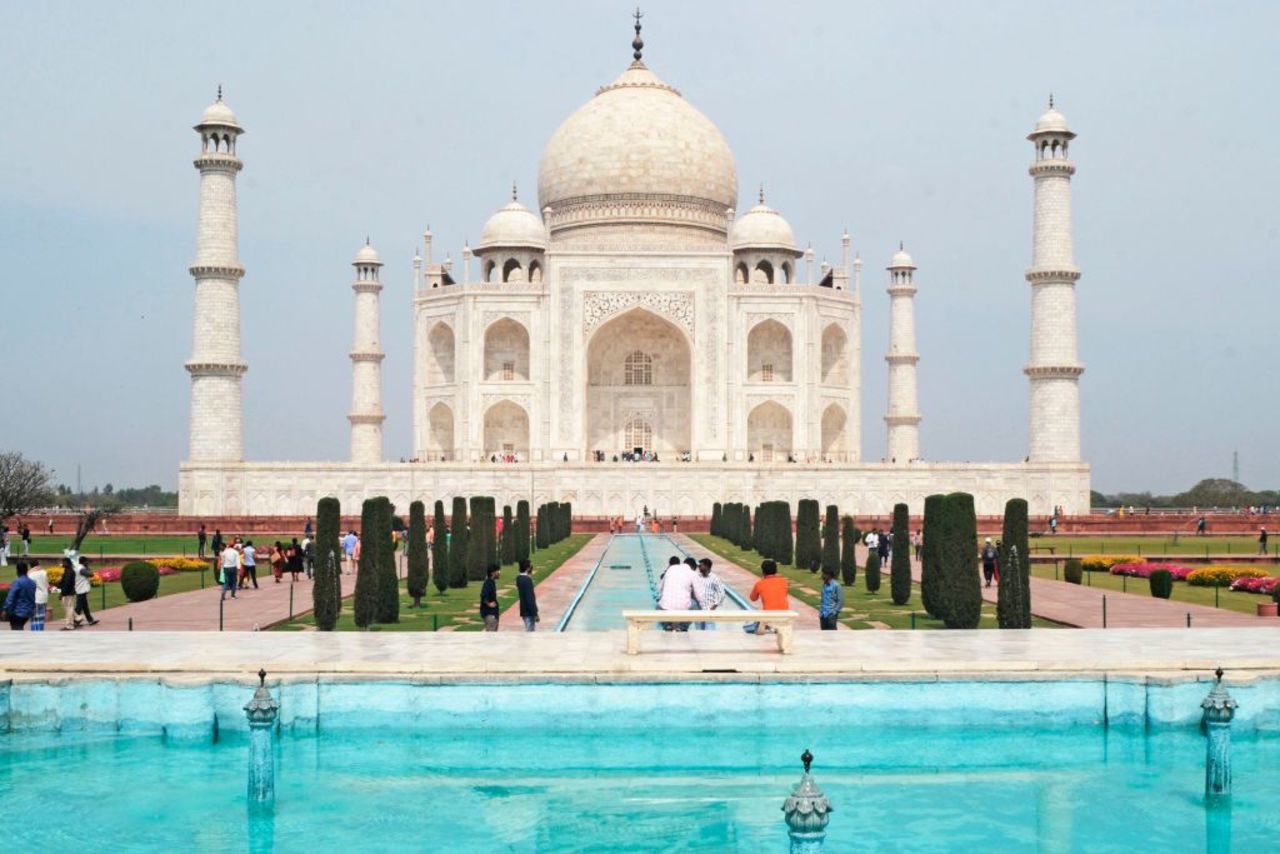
top-left (178, 20), bottom-right (1089, 518)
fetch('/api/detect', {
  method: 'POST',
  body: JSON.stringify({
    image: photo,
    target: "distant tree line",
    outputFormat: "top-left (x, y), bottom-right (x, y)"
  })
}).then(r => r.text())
top-left (1092, 478), bottom-right (1279, 510)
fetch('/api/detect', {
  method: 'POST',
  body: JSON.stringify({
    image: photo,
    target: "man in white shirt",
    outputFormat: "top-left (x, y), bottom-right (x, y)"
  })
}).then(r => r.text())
top-left (220, 545), bottom-right (240, 601)
top-left (657, 557), bottom-right (697, 631)
top-left (28, 559), bottom-right (49, 631)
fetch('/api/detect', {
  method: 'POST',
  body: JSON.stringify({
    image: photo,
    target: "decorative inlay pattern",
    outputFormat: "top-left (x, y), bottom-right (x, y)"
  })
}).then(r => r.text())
top-left (582, 290), bottom-right (695, 335)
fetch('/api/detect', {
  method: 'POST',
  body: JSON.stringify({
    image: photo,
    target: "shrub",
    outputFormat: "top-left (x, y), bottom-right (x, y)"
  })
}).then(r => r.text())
top-left (313, 497), bottom-right (343, 631)
top-left (1064, 559), bottom-right (1083, 585)
top-left (864, 551), bottom-right (881, 593)
top-left (821, 505), bottom-right (840, 577)
top-left (1149, 569), bottom-right (1173, 599)
top-left (406, 500), bottom-right (428, 607)
top-left (501, 505), bottom-right (515, 565)
top-left (1081, 555), bottom-right (1144, 573)
top-left (432, 500), bottom-right (449, 594)
top-left (120, 561), bottom-right (160, 602)
top-left (776, 501), bottom-right (794, 566)
top-left (940, 492), bottom-right (982, 629)
top-left (353, 498), bottom-right (381, 628)
top-left (449, 497), bottom-right (469, 588)
top-left (795, 500), bottom-right (821, 570)
top-left (740, 504), bottom-right (753, 551)
top-left (890, 503), bottom-right (911, 606)
top-left (711, 503), bottom-right (723, 538)
top-left (375, 497), bottom-right (399, 624)
top-left (1186, 566), bottom-right (1270, 587)
top-left (840, 515), bottom-right (858, 588)
top-left (997, 498), bottom-right (1031, 629)
top-left (148, 557), bottom-right (209, 572)
top-left (466, 497), bottom-right (491, 582)
top-left (921, 494), bottom-right (944, 618)
top-left (515, 500), bottom-right (531, 564)
top-left (1110, 562), bottom-right (1193, 580)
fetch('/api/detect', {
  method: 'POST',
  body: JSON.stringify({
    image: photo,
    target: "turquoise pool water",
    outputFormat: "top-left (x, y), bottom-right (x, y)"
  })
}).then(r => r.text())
top-left (561, 534), bottom-right (744, 631)
top-left (1, 723), bottom-right (1276, 851)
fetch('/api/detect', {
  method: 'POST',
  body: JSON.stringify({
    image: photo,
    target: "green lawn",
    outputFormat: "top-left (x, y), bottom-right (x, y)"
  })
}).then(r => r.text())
top-left (16, 534), bottom-right (212, 558)
top-left (1030, 563), bottom-right (1273, 616)
top-left (273, 534), bottom-right (592, 632)
top-left (1025, 534), bottom-right (1275, 558)
top-left (0, 563), bottom-right (213, 610)
top-left (689, 534), bottom-right (1060, 630)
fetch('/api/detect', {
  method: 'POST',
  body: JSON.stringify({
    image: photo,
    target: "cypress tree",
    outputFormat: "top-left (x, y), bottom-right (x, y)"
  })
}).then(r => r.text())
top-left (890, 502), bottom-right (912, 606)
top-left (449, 496), bottom-right (469, 588)
top-left (942, 492), bottom-right (982, 629)
top-left (406, 500), bottom-right (428, 607)
top-left (998, 498), bottom-right (1032, 629)
top-left (501, 505), bottom-right (515, 565)
top-left (313, 496), bottom-right (342, 631)
top-left (778, 501), bottom-right (794, 566)
top-left (534, 504), bottom-right (546, 549)
top-left (546, 502), bottom-right (560, 544)
top-left (711, 502), bottom-right (722, 537)
top-left (864, 550), bottom-right (881, 593)
top-left (740, 504), bottom-right (753, 551)
top-left (353, 498), bottom-right (381, 628)
top-left (564, 502), bottom-right (572, 537)
top-left (432, 500), bottom-right (448, 594)
top-left (515, 500), bottom-right (531, 563)
top-left (375, 497), bottom-right (399, 624)
top-left (753, 505), bottom-right (762, 553)
top-left (795, 500), bottom-right (820, 569)
top-left (821, 505), bottom-right (840, 576)
top-left (840, 515), bottom-right (857, 587)
top-left (467, 497), bottom-right (491, 581)
top-left (921, 493), bottom-right (945, 618)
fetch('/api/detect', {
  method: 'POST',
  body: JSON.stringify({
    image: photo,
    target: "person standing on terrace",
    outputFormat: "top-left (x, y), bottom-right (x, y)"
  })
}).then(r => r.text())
top-left (819, 566), bottom-right (843, 631)
top-left (28, 560), bottom-right (48, 631)
top-left (220, 543), bottom-right (240, 601)
top-left (516, 560), bottom-right (538, 631)
top-left (1261, 528), bottom-right (1269, 555)
top-left (481, 564), bottom-right (501, 631)
top-left (197, 524), bottom-right (208, 559)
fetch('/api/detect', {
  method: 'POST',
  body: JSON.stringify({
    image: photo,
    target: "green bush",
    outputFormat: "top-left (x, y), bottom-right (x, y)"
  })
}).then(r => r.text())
top-left (921, 494), bottom-right (944, 618)
top-left (449, 497), bottom-right (469, 588)
top-left (313, 497), bottom-right (343, 630)
top-left (375, 497), bottom-right (399, 624)
top-left (776, 501), bottom-right (794, 566)
top-left (1149, 569), bottom-right (1174, 599)
top-left (432, 500), bottom-right (448, 594)
top-left (711, 503), bottom-right (722, 538)
top-left (997, 498), bottom-right (1031, 629)
top-left (120, 561), bottom-right (160, 602)
top-left (821, 505), bottom-right (840, 576)
top-left (840, 515), bottom-right (858, 587)
top-left (795, 500), bottom-right (821, 570)
top-left (890, 503), bottom-right (911, 606)
top-left (864, 551), bottom-right (881, 593)
top-left (1064, 559), bottom-right (1083, 585)
top-left (740, 504), bottom-right (753, 551)
top-left (467, 497), bottom-right (495, 582)
top-left (501, 505), bottom-right (515, 565)
top-left (941, 492), bottom-right (981, 629)
top-left (406, 500), bottom-right (428, 607)
top-left (354, 498), bottom-right (381, 628)
top-left (515, 500), bottom-right (531, 563)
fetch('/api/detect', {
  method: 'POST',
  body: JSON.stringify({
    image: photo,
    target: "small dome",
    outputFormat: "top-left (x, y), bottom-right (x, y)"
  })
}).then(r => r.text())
top-left (477, 199), bottom-right (548, 251)
top-left (354, 241), bottom-right (382, 265)
top-left (198, 97), bottom-right (241, 130)
top-left (1032, 106), bottom-right (1071, 135)
top-left (889, 246), bottom-right (915, 269)
top-left (731, 202), bottom-right (797, 253)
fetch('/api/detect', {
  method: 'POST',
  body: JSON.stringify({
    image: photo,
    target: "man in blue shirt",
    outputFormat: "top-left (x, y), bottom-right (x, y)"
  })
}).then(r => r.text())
top-left (2, 562), bottom-right (37, 630)
top-left (819, 566), bottom-right (843, 631)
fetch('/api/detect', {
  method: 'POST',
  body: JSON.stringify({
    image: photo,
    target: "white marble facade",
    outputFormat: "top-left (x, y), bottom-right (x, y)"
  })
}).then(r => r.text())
top-left (179, 43), bottom-right (1090, 517)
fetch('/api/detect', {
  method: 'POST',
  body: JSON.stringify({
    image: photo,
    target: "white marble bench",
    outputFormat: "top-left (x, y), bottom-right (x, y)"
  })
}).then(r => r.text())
top-left (621, 610), bottom-right (799, 655)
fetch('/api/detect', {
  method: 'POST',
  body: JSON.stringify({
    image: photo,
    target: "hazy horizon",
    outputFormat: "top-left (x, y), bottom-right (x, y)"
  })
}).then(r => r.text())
top-left (2, 1), bottom-right (1276, 495)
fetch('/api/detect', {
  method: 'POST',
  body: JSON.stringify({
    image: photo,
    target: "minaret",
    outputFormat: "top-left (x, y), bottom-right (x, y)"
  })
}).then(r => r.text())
top-left (1025, 97), bottom-right (1084, 462)
top-left (349, 240), bottom-right (385, 463)
top-left (186, 89), bottom-right (247, 462)
top-left (885, 244), bottom-right (921, 463)
top-left (851, 251), bottom-right (863, 461)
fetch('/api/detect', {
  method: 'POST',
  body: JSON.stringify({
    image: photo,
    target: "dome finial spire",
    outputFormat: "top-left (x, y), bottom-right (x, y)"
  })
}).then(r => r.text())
top-left (632, 7), bottom-right (644, 62)
top-left (1049, 92), bottom-right (1054, 109)
top-left (899, 240), bottom-right (904, 251)
top-left (512, 180), bottom-right (518, 201)
top-left (758, 183), bottom-right (765, 204)
top-left (216, 84), bottom-right (223, 102)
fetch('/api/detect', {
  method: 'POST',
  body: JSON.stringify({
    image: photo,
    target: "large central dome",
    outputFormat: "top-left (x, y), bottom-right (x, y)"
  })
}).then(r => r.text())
top-left (537, 60), bottom-right (738, 243)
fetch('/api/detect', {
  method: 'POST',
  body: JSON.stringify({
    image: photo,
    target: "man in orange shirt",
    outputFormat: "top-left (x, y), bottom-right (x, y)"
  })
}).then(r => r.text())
top-left (748, 560), bottom-right (790, 634)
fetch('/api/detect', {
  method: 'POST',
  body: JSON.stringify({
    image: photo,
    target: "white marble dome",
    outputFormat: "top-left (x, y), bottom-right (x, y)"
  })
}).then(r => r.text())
top-left (537, 61), bottom-right (738, 220)
top-left (198, 98), bottom-right (241, 130)
top-left (1033, 106), bottom-right (1071, 134)
top-left (731, 202), bottom-right (797, 252)
top-left (354, 241), bottom-right (381, 265)
top-left (477, 199), bottom-right (548, 251)
top-left (889, 246), bottom-right (915, 269)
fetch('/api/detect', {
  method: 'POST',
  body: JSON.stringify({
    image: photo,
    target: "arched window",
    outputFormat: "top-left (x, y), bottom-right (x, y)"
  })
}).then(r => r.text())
top-left (753, 259), bottom-right (775, 285)
top-left (502, 258), bottom-right (523, 283)
top-left (624, 350), bottom-right (652, 386)
top-left (735, 263), bottom-right (748, 284)
top-left (781, 262), bottom-right (792, 284)
top-left (625, 416), bottom-right (653, 453)
top-left (528, 260), bottom-right (543, 284)
top-left (484, 260), bottom-right (496, 283)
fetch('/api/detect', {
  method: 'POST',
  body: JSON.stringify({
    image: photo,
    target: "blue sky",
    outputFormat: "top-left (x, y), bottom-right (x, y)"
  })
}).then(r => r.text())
top-left (2, 0), bottom-right (1276, 494)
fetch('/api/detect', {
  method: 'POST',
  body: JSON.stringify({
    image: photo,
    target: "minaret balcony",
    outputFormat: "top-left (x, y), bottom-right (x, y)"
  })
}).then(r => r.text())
top-left (193, 153), bottom-right (243, 172)
top-left (1023, 364), bottom-right (1085, 379)
top-left (189, 263), bottom-right (245, 279)
top-left (1028, 159), bottom-right (1075, 177)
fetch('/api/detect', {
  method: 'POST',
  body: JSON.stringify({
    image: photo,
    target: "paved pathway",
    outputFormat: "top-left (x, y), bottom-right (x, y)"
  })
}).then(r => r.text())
top-left (498, 534), bottom-right (610, 628)
top-left (73, 570), bottom-right (358, 631)
top-left (910, 560), bottom-right (1270, 628)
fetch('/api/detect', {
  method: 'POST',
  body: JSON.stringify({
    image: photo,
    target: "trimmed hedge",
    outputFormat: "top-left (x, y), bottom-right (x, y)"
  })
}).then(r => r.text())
top-left (432, 500), bottom-right (448, 594)
top-left (821, 505), bottom-right (840, 577)
top-left (406, 500), bottom-right (428, 607)
top-left (940, 492), bottom-right (981, 629)
top-left (468, 497), bottom-right (496, 582)
top-left (997, 498), bottom-right (1031, 629)
top-left (501, 505), bottom-right (515, 566)
top-left (1149, 569), bottom-right (1173, 599)
top-left (890, 503), bottom-right (911, 606)
top-left (120, 561), bottom-right (160, 602)
top-left (796, 500), bottom-right (821, 570)
top-left (864, 551), bottom-right (881, 593)
top-left (515, 500), bottom-right (531, 563)
top-left (313, 497), bottom-right (342, 630)
top-left (711, 503), bottom-right (723, 538)
top-left (375, 497), bottom-right (399, 624)
top-left (1064, 559), bottom-right (1083, 585)
top-left (921, 494), bottom-right (944, 618)
top-left (840, 515), bottom-right (858, 587)
top-left (449, 497), bottom-right (469, 588)
top-left (354, 498), bottom-right (381, 628)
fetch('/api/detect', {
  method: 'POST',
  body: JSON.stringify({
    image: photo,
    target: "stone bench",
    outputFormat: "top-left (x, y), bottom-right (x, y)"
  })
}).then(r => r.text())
top-left (622, 609), bottom-right (799, 655)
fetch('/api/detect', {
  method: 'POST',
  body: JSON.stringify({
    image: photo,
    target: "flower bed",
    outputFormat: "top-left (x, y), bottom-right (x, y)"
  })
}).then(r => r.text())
top-left (1230, 576), bottom-right (1280, 595)
top-left (1082, 555), bottom-right (1144, 573)
top-left (1109, 562), bottom-right (1194, 581)
top-left (1186, 566), bottom-right (1271, 587)
top-left (148, 557), bottom-right (209, 572)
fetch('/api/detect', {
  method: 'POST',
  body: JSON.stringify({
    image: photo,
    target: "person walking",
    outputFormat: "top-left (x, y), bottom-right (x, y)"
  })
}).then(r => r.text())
top-left (981, 538), bottom-right (999, 587)
top-left (691, 558), bottom-right (726, 630)
top-left (73, 557), bottom-right (98, 625)
top-left (480, 564), bottom-right (501, 631)
top-left (515, 559), bottom-right (538, 631)
top-left (242, 540), bottom-right (259, 589)
top-left (270, 541), bottom-right (286, 583)
top-left (211, 529), bottom-right (224, 560)
top-left (20, 523), bottom-right (31, 557)
top-left (304, 518), bottom-right (313, 539)
top-left (303, 536), bottom-right (315, 579)
top-left (58, 557), bottom-right (78, 629)
top-left (1197, 516), bottom-right (1207, 536)
top-left (819, 565), bottom-right (844, 630)
top-left (1260, 527), bottom-right (1269, 555)
top-left (197, 524), bottom-right (208, 559)
top-left (877, 528), bottom-right (890, 565)
top-left (0, 526), bottom-right (8, 566)
top-left (220, 543), bottom-right (240, 601)
top-left (47, 517), bottom-right (55, 536)
top-left (2, 562), bottom-right (37, 630)
top-left (287, 538), bottom-right (304, 582)
top-left (912, 530), bottom-right (922, 561)
top-left (28, 559), bottom-right (48, 631)
top-left (657, 554), bottom-right (697, 631)
top-left (342, 530), bottom-right (358, 569)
